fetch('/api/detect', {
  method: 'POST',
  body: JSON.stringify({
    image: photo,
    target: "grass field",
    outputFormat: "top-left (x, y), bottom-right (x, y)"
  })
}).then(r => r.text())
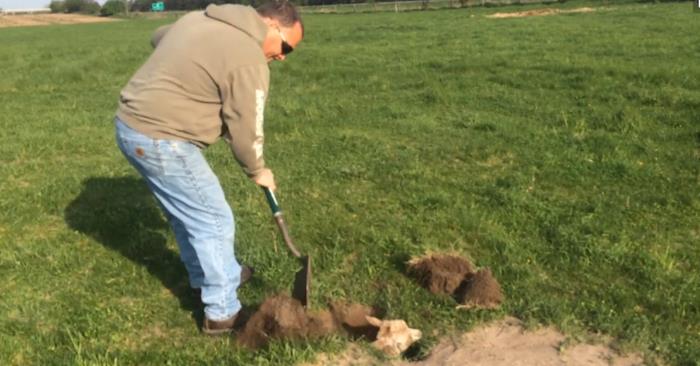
top-left (1, 1), bottom-right (699, 365)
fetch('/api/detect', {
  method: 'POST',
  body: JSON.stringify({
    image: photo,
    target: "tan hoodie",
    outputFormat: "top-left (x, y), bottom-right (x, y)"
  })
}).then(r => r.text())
top-left (117, 4), bottom-right (270, 178)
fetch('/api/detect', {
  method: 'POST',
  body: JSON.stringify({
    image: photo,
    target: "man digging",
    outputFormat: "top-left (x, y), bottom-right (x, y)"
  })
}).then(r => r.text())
top-left (113, 1), bottom-right (303, 335)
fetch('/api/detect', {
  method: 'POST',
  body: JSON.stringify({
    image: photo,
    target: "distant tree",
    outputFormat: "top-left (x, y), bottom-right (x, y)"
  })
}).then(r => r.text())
top-left (49, 1), bottom-right (66, 13)
top-left (101, 0), bottom-right (128, 15)
top-left (58, 0), bottom-right (100, 14)
top-left (65, 0), bottom-right (84, 12)
top-left (130, 0), bottom-right (153, 11)
top-left (82, 0), bottom-right (101, 13)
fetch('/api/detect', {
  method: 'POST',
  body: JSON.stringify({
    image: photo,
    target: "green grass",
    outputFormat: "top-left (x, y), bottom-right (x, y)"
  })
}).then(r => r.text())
top-left (1, 1), bottom-right (699, 364)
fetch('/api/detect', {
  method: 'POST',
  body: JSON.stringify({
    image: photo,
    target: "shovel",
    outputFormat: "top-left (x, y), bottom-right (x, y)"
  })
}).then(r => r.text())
top-left (262, 187), bottom-right (311, 308)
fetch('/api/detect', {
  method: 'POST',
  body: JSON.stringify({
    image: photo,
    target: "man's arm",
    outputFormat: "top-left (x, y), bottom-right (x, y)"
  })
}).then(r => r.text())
top-left (220, 64), bottom-right (275, 189)
top-left (150, 24), bottom-right (173, 48)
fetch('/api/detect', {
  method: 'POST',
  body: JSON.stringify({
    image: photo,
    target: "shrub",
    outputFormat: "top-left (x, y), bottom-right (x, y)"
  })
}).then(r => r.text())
top-left (82, 1), bottom-right (101, 14)
top-left (100, 0), bottom-right (127, 16)
top-left (130, 0), bottom-right (154, 12)
top-left (64, 0), bottom-right (84, 12)
top-left (49, 1), bottom-right (66, 13)
top-left (64, 0), bottom-right (101, 14)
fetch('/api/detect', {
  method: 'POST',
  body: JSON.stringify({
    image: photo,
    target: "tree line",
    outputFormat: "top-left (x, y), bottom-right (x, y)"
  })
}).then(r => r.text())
top-left (49, 0), bottom-right (677, 16)
top-left (48, 0), bottom-right (435, 16)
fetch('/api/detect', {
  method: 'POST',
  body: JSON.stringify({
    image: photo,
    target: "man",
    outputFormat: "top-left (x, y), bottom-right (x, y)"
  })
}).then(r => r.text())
top-left (113, 1), bottom-right (303, 335)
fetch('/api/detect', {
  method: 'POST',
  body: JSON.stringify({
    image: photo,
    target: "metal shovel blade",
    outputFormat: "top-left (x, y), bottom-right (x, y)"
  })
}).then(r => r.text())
top-left (292, 256), bottom-right (311, 308)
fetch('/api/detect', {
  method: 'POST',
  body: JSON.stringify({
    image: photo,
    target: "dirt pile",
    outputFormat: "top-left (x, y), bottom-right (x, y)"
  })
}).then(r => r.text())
top-left (236, 294), bottom-right (379, 349)
top-left (455, 268), bottom-right (503, 309)
top-left (407, 254), bottom-right (503, 309)
top-left (407, 254), bottom-right (473, 295)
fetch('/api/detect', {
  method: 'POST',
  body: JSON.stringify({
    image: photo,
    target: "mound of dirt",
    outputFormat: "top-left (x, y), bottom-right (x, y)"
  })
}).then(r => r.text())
top-left (455, 268), bottom-right (503, 309)
top-left (486, 7), bottom-right (597, 19)
top-left (236, 294), bottom-right (379, 349)
top-left (407, 254), bottom-right (474, 295)
top-left (407, 253), bottom-right (503, 309)
top-left (330, 302), bottom-right (380, 340)
top-left (237, 294), bottom-right (311, 348)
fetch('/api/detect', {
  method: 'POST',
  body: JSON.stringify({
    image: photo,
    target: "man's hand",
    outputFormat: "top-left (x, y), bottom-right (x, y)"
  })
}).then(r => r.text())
top-left (253, 168), bottom-right (276, 191)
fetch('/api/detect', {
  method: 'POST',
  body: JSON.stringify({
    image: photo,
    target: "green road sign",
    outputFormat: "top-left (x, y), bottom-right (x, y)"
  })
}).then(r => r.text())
top-left (151, 2), bottom-right (165, 12)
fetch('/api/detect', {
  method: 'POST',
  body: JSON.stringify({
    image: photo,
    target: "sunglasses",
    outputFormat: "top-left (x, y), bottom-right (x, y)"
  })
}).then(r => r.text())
top-left (278, 28), bottom-right (294, 55)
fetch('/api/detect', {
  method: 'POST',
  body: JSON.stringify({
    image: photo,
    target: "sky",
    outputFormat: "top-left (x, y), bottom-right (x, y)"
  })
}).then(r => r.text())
top-left (0, 0), bottom-right (107, 10)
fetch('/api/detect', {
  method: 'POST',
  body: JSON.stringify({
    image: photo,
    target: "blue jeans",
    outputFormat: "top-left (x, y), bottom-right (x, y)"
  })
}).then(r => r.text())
top-left (114, 117), bottom-right (242, 321)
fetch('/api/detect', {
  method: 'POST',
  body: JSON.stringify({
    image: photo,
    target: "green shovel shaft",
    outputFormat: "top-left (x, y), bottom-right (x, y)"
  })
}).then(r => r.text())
top-left (262, 187), bottom-right (302, 258)
top-left (263, 186), bottom-right (281, 215)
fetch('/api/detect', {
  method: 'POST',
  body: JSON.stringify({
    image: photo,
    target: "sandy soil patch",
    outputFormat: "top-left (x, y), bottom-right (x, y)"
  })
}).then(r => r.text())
top-left (304, 317), bottom-right (644, 366)
top-left (0, 13), bottom-right (118, 28)
top-left (487, 7), bottom-right (598, 18)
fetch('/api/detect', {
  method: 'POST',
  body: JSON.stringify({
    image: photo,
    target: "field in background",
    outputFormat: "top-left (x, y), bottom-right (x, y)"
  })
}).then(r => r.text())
top-left (0, 13), bottom-right (118, 28)
top-left (1, 1), bottom-right (699, 364)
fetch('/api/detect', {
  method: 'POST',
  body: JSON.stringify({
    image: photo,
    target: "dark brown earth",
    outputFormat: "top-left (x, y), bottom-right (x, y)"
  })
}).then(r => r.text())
top-left (236, 294), bottom-right (378, 349)
top-left (237, 294), bottom-right (310, 349)
top-left (454, 268), bottom-right (504, 309)
top-left (407, 254), bottom-right (504, 309)
top-left (329, 302), bottom-right (379, 340)
top-left (407, 254), bottom-right (474, 295)
top-left (237, 252), bottom-right (501, 349)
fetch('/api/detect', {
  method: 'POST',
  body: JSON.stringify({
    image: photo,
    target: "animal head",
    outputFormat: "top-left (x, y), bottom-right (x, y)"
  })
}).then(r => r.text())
top-left (366, 316), bottom-right (422, 357)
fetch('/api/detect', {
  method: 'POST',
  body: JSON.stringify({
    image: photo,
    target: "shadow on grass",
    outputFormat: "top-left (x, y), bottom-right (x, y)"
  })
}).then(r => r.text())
top-left (64, 176), bottom-right (202, 324)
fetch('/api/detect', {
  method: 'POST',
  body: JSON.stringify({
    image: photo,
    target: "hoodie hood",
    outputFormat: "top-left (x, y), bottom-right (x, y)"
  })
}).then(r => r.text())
top-left (205, 4), bottom-right (268, 46)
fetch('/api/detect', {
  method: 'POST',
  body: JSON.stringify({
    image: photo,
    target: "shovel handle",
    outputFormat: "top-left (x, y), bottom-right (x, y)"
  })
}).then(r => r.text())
top-left (262, 187), bottom-right (302, 258)
top-left (262, 186), bottom-right (281, 215)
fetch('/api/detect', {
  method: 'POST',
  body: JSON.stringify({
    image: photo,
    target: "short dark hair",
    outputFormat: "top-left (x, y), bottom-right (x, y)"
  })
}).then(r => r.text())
top-left (256, 0), bottom-right (304, 34)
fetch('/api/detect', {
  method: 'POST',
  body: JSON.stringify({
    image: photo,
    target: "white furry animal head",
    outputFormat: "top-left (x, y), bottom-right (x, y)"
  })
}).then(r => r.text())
top-left (366, 316), bottom-right (422, 357)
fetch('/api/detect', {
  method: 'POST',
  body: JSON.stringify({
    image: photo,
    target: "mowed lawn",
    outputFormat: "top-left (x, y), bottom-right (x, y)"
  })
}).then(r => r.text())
top-left (1, 1), bottom-right (698, 364)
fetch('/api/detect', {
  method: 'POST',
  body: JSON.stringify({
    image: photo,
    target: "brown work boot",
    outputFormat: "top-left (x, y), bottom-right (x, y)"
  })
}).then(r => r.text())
top-left (191, 265), bottom-right (254, 300)
top-left (202, 313), bottom-right (238, 335)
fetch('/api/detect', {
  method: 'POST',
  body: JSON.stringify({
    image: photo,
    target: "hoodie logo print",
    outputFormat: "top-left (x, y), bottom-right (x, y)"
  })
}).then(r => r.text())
top-left (254, 89), bottom-right (265, 159)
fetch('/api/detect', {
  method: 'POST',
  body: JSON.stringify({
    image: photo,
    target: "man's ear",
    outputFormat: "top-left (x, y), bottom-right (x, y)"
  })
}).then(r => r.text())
top-left (261, 17), bottom-right (280, 29)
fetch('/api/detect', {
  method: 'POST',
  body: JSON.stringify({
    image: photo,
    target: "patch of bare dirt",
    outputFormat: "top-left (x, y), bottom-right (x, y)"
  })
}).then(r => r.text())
top-left (304, 317), bottom-right (644, 366)
top-left (407, 254), bottom-right (503, 309)
top-left (301, 343), bottom-right (382, 366)
top-left (403, 317), bottom-right (644, 366)
top-left (0, 13), bottom-right (119, 28)
top-left (487, 7), bottom-right (598, 19)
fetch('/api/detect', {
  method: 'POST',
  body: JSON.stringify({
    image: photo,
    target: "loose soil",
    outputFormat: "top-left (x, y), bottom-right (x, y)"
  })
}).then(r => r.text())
top-left (236, 294), bottom-right (379, 349)
top-left (407, 254), bottom-right (474, 295)
top-left (407, 254), bottom-right (503, 309)
top-left (487, 7), bottom-right (598, 19)
top-left (302, 317), bottom-right (644, 366)
top-left (0, 14), bottom-right (118, 28)
top-left (240, 254), bottom-right (634, 363)
top-left (455, 268), bottom-right (503, 309)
